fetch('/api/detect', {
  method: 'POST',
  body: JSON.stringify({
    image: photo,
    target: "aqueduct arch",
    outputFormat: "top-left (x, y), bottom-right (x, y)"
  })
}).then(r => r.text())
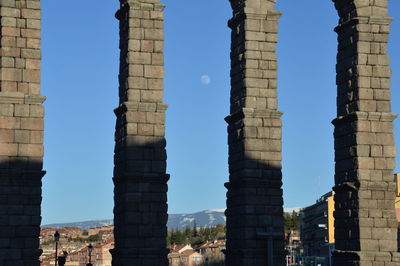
top-left (0, 0), bottom-right (398, 265)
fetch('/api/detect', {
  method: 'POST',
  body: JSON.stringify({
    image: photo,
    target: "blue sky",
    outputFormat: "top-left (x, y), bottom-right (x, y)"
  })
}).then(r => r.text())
top-left (40, 1), bottom-right (400, 224)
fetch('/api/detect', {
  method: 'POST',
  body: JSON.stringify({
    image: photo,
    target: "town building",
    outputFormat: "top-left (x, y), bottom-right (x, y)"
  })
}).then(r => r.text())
top-left (285, 230), bottom-right (301, 265)
top-left (396, 173), bottom-right (400, 251)
top-left (301, 174), bottom-right (400, 265)
top-left (396, 173), bottom-right (400, 220)
top-left (169, 244), bottom-right (193, 254)
top-left (41, 240), bottom-right (114, 266)
top-left (167, 244), bottom-right (205, 266)
top-left (198, 240), bottom-right (225, 264)
top-left (39, 225), bottom-right (114, 266)
top-left (66, 241), bottom-right (113, 266)
top-left (300, 191), bottom-right (335, 266)
top-left (179, 249), bottom-right (203, 266)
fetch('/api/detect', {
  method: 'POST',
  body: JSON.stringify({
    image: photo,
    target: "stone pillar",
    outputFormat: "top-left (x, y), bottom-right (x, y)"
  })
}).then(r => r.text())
top-left (225, 0), bottom-right (285, 265)
top-left (0, 0), bottom-right (45, 265)
top-left (332, 0), bottom-right (400, 265)
top-left (111, 0), bottom-right (168, 265)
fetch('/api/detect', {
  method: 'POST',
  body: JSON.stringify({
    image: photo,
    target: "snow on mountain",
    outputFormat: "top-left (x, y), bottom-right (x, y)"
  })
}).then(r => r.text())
top-left (205, 208), bottom-right (226, 213)
top-left (168, 209), bottom-right (226, 230)
top-left (43, 207), bottom-right (300, 230)
top-left (43, 209), bottom-right (226, 230)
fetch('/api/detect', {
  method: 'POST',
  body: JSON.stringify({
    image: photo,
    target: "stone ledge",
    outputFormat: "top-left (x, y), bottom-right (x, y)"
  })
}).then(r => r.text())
top-left (332, 111), bottom-right (397, 126)
top-left (335, 16), bottom-right (393, 32)
top-left (115, 1), bottom-right (165, 19)
top-left (228, 9), bottom-right (281, 29)
top-left (24, 95), bottom-right (46, 105)
top-left (0, 92), bottom-right (45, 105)
top-left (130, 2), bottom-right (165, 12)
top-left (333, 181), bottom-right (358, 193)
top-left (0, 169), bottom-right (45, 177)
top-left (225, 108), bottom-right (283, 124)
top-left (0, 170), bottom-right (45, 185)
top-left (114, 102), bottom-right (167, 116)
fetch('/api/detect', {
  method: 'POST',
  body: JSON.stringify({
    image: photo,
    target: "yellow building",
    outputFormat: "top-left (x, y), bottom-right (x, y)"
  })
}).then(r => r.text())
top-left (300, 191), bottom-right (335, 265)
top-left (327, 194), bottom-right (335, 244)
top-left (397, 173), bottom-right (400, 195)
top-left (396, 173), bottom-right (400, 223)
top-left (301, 173), bottom-right (400, 265)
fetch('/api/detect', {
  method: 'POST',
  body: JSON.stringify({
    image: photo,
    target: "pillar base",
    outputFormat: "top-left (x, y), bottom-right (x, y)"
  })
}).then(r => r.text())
top-left (224, 248), bottom-right (285, 266)
top-left (0, 169), bottom-right (44, 265)
top-left (333, 250), bottom-right (400, 266)
top-left (1, 259), bottom-right (41, 266)
top-left (110, 247), bottom-right (169, 266)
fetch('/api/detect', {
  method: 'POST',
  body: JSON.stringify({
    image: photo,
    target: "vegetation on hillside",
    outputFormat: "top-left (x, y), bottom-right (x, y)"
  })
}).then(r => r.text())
top-left (167, 223), bottom-right (226, 248)
top-left (41, 234), bottom-right (102, 246)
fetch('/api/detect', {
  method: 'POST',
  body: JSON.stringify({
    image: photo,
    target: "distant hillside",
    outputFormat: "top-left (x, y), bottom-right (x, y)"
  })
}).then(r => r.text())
top-left (43, 219), bottom-right (113, 231)
top-left (42, 207), bottom-right (300, 230)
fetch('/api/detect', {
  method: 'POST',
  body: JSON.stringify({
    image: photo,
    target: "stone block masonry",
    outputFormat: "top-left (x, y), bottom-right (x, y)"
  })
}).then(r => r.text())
top-left (111, 0), bottom-right (169, 265)
top-left (0, 1), bottom-right (398, 265)
top-left (332, 0), bottom-right (400, 265)
top-left (225, 0), bottom-right (285, 265)
top-left (0, 0), bottom-right (45, 265)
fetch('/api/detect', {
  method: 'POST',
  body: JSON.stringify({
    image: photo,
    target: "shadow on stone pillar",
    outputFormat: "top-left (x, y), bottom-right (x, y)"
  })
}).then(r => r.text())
top-left (224, 112), bottom-right (286, 266)
top-left (0, 159), bottom-right (45, 265)
top-left (331, 0), bottom-right (400, 265)
top-left (111, 0), bottom-right (169, 265)
top-left (225, 0), bottom-right (285, 265)
top-left (111, 138), bottom-right (170, 265)
top-left (0, 0), bottom-right (45, 265)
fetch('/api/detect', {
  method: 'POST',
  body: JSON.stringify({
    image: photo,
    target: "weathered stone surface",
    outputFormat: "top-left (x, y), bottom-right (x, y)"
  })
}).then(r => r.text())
top-left (0, 0), bottom-right (45, 264)
top-left (225, 1), bottom-right (285, 265)
top-left (332, 0), bottom-right (399, 265)
top-left (112, 0), bottom-right (168, 265)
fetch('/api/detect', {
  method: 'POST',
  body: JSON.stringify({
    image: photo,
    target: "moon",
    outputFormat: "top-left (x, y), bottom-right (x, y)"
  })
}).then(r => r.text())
top-left (201, 75), bottom-right (211, 85)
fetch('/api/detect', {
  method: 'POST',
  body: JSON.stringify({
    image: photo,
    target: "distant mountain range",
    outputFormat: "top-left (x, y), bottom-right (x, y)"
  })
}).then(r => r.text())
top-left (167, 208), bottom-right (226, 229)
top-left (43, 208), bottom-right (300, 230)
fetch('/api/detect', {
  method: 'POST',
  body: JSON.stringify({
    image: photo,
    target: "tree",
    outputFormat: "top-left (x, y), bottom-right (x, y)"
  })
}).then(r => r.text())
top-left (87, 234), bottom-right (101, 242)
top-left (192, 220), bottom-right (198, 237)
top-left (165, 224), bottom-right (227, 247)
top-left (284, 211), bottom-right (300, 231)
